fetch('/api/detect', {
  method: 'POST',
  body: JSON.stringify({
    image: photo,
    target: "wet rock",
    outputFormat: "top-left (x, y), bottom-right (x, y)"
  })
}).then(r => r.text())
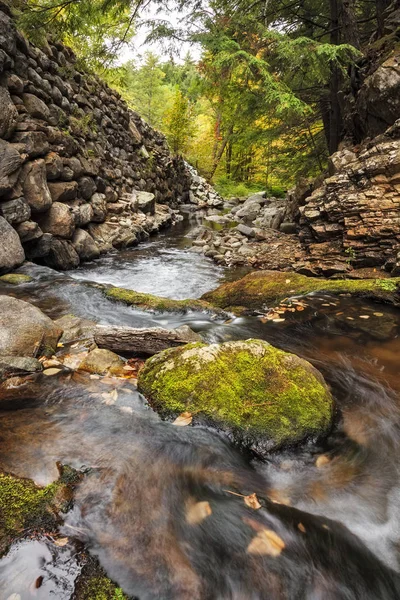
top-left (21, 159), bottom-right (52, 213)
top-left (138, 339), bottom-right (333, 454)
top-left (79, 348), bottom-right (124, 375)
top-left (0, 86), bottom-right (17, 139)
top-left (72, 228), bottom-right (100, 261)
top-left (0, 197), bottom-right (30, 224)
top-left (45, 238), bottom-right (80, 270)
top-left (37, 202), bottom-right (75, 239)
top-left (0, 295), bottom-right (62, 356)
top-left (0, 216), bottom-right (25, 273)
top-left (54, 314), bottom-right (96, 343)
top-left (0, 356), bottom-right (43, 380)
top-left (94, 325), bottom-right (201, 356)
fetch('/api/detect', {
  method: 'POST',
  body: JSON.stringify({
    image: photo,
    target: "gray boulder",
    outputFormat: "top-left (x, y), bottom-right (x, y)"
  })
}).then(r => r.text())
top-left (0, 87), bottom-right (18, 139)
top-left (37, 202), bottom-right (75, 239)
top-left (0, 356), bottom-right (43, 381)
top-left (0, 139), bottom-right (22, 197)
top-left (136, 191), bottom-right (155, 215)
top-left (0, 197), bottom-right (31, 224)
top-left (45, 238), bottom-right (80, 270)
top-left (72, 228), bottom-right (100, 260)
top-left (21, 159), bottom-right (53, 213)
top-left (90, 193), bottom-right (107, 223)
top-left (0, 216), bottom-right (25, 273)
top-left (22, 93), bottom-right (50, 121)
top-left (47, 181), bottom-right (78, 203)
top-left (0, 296), bottom-right (62, 357)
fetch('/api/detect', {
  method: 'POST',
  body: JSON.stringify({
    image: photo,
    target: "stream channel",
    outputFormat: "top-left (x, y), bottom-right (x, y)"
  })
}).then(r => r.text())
top-left (1, 210), bottom-right (400, 599)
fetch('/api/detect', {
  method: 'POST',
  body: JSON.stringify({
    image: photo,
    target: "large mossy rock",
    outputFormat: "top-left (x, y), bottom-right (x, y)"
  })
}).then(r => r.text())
top-left (138, 340), bottom-right (333, 454)
top-left (202, 270), bottom-right (400, 313)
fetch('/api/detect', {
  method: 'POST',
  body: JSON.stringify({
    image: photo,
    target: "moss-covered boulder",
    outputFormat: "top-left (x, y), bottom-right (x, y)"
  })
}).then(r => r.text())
top-left (202, 270), bottom-right (400, 313)
top-left (138, 340), bottom-right (333, 455)
top-left (104, 285), bottom-right (227, 315)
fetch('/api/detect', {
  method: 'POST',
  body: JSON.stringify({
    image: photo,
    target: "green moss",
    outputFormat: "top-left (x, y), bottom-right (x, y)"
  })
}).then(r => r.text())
top-left (104, 285), bottom-right (225, 314)
top-left (138, 340), bottom-right (333, 451)
top-left (202, 271), bottom-right (400, 313)
top-left (0, 274), bottom-right (32, 285)
top-left (78, 576), bottom-right (127, 600)
top-left (0, 472), bottom-right (61, 553)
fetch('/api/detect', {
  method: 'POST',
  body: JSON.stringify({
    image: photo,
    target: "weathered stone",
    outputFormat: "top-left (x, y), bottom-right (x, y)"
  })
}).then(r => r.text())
top-left (236, 224), bottom-right (255, 238)
top-left (22, 93), bottom-right (50, 121)
top-left (0, 139), bottom-right (21, 197)
top-left (37, 202), bottom-right (75, 238)
top-left (72, 228), bottom-right (100, 260)
top-left (12, 131), bottom-right (49, 158)
top-left (21, 159), bottom-right (52, 213)
top-left (15, 220), bottom-right (43, 243)
top-left (25, 233), bottom-right (52, 259)
top-left (5, 73), bottom-right (24, 95)
top-left (73, 203), bottom-right (94, 227)
top-left (0, 86), bottom-right (17, 139)
top-left (0, 356), bottom-right (43, 381)
top-left (54, 314), bottom-right (96, 343)
top-left (78, 176), bottom-right (97, 200)
top-left (45, 238), bottom-right (80, 270)
top-left (47, 181), bottom-right (78, 203)
top-left (45, 152), bottom-right (63, 180)
top-left (0, 197), bottom-right (30, 224)
top-left (0, 216), bottom-right (25, 273)
top-left (0, 295), bottom-right (62, 357)
top-left (135, 191), bottom-right (156, 215)
top-left (0, 11), bottom-right (16, 56)
top-left (79, 348), bottom-right (124, 375)
top-left (90, 193), bottom-right (107, 222)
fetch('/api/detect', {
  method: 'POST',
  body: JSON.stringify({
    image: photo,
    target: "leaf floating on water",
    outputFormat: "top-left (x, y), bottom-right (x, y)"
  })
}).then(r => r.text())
top-left (247, 528), bottom-right (285, 557)
top-left (315, 455), bottom-right (330, 468)
top-left (346, 317), bottom-right (355, 321)
top-left (298, 523), bottom-right (306, 533)
top-left (110, 389), bottom-right (118, 401)
top-left (244, 493), bottom-right (261, 510)
top-left (173, 412), bottom-right (193, 426)
top-left (186, 500), bottom-right (212, 525)
top-left (43, 368), bottom-right (63, 376)
top-left (271, 318), bottom-right (285, 323)
top-left (373, 312), bottom-right (384, 317)
top-left (359, 315), bottom-right (370, 319)
top-left (54, 537), bottom-right (69, 547)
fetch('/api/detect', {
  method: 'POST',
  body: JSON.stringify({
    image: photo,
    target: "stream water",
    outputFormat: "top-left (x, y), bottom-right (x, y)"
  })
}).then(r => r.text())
top-left (1, 214), bottom-right (400, 599)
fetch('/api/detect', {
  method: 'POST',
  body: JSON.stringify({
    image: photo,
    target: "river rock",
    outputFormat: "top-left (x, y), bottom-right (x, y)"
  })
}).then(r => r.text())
top-left (47, 181), bottom-right (78, 203)
top-left (0, 139), bottom-right (22, 197)
top-left (135, 191), bottom-right (156, 215)
top-left (72, 228), bottom-right (100, 260)
top-left (22, 93), bottom-right (50, 121)
top-left (79, 348), bottom-right (125, 375)
top-left (90, 193), bottom-right (107, 223)
top-left (15, 220), bottom-right (43, 243)
top-left (0, 216), bottom-right (25, 273)
top-left (45, 238), bottom-right (80, 270)
top-left (0, 356), bottom-right (43, 381)
top-left (0, 197), bottom-right (31, 224)
top-left (0, 296), bottom-right (62, 357)
top-left (138, 339), bottom-right (333, 454)
top-left (54, 314), bottom-right (96, 343)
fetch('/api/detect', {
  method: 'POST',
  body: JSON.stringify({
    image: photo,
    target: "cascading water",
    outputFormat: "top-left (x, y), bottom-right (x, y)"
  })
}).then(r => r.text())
top-left (1, 213), bottom-right (400, 599)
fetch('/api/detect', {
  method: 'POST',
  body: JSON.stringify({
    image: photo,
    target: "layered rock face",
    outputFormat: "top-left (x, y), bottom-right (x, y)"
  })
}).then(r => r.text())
top-left (0, 5), bottom-right (196, 272)
top-left (297, 119), bottom-right (400, 274)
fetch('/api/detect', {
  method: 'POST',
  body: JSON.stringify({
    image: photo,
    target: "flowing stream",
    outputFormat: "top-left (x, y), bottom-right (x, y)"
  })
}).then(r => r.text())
top-left (1, 213), bottom-right (400, 599)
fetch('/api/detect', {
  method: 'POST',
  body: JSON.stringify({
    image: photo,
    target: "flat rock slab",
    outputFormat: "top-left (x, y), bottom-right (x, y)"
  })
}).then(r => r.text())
top-left (94, 325), bottom-right (201, 356)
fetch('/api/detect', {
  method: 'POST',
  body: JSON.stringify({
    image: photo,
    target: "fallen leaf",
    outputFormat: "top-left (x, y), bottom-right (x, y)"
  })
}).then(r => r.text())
top-left (43, 359), bottom-right (62, 369)
top-left (173, 412), bottom-right (193, 426)
top-left (110, 389), bottom-right (118, 401)
top-left (54, 537), bottom-right (69, 547)
top-left (298, 523), bottom-right (306, 533)
top-left (43, 368), bottom-right (63, 376)
top-left (186, 500), bottom-right (212, 525)
top-left (90, 374), bottom-right (100, 380)
top-left (346, 317), bottom-right (355, 321)
top-left (359, 315), bottom-right (370, 319)
top-left (247, 528), bottom-right (285, 556)
top-left (271, 318), bottom-right (285, 323)
top-left (285, 279), bottom-right (291, 284)
top-left (244, 493), bottom-right (261, 510)
top-left (123, 365), bottom-right (136, 372)
top-left (316, 455), bottom-right (330, 468)
top-left (296, 306), bottom-right (305, 311)
top-left (57, 343), bottom-right (64, 348)
top-left (373, 312), bottom-right (384, 317)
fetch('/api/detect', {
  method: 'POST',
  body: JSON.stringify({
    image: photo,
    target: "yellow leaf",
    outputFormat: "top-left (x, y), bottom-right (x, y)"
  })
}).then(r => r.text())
top-left (186, 501), bottom-right (212, 525)
top-left (285, 279), bottom-right (291, 284)
top-left (57, 343), bottom-right (64, 348)
top-left (315, 455), bottom-right (330, 468)
top-left (173, 412), bottom-right (193, 426)
top-left (373, 312), bottom-right (384, 317)
top-left (43, 368), bottom-right (63, 376)
top-left (247, 529), bottom-right (285, 556)
top-left (244, 493), bottom-right (261, 510)
top-left (359, 315), bottom-right (370, 319)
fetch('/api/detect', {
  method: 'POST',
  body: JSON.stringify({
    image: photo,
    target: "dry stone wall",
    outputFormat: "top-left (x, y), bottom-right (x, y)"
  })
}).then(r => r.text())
top-left (0, 3), bottom-right (193, 272)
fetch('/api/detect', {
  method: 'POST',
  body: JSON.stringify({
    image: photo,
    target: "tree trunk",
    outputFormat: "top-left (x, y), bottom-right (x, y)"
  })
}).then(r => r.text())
top-left (376, 0), bottom-right (391, 37)
top-left (328, 0), bottom-right (343, 154)
top-left (340, 0), bottom-right (361, 49)
top-left (209, 125), bottom-right (233, 180)
top-left (94, 325), bottom-right (200, 356)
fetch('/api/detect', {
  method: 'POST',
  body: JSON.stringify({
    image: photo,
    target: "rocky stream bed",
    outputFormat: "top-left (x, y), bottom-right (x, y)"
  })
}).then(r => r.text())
top-left (1, 212), bottom-right (400, 599)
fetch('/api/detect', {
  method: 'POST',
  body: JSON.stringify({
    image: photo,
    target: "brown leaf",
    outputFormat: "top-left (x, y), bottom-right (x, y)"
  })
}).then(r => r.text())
top-left (247, 528), bottom-right (285, 556)
top-left (373, 312), bottom-right (384, 317)
top-left (244, 493), bottom-right (261, 510)
top-left (359, 315), bottom-right (370, 319)
top-left (173, 412), bottom-right (193, 426)
top-left (298, 523), bottom-right (306, 533)
top-left (54, 537), bottom-right (69, 547)
top-left (43, 368), bottom-right (63, 376)
top-left (296, 306), bottom-right (305, 311)
top-left (186, 500), bottom-right (212, 525)
top-left (315, 454), bottom-right (330, 468)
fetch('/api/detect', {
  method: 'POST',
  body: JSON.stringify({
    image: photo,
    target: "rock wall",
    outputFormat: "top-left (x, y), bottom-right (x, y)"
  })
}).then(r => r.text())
top-left (0, 3), bottom-right (193, 272)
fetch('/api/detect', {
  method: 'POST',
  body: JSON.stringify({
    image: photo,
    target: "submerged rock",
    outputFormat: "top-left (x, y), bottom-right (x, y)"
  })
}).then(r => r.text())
top-left (203, 270), bottom-right (400, 313)
top-left (138, 339), bottom-right (333, 454)
top-left (0, 296), bottom-right (62, 357)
